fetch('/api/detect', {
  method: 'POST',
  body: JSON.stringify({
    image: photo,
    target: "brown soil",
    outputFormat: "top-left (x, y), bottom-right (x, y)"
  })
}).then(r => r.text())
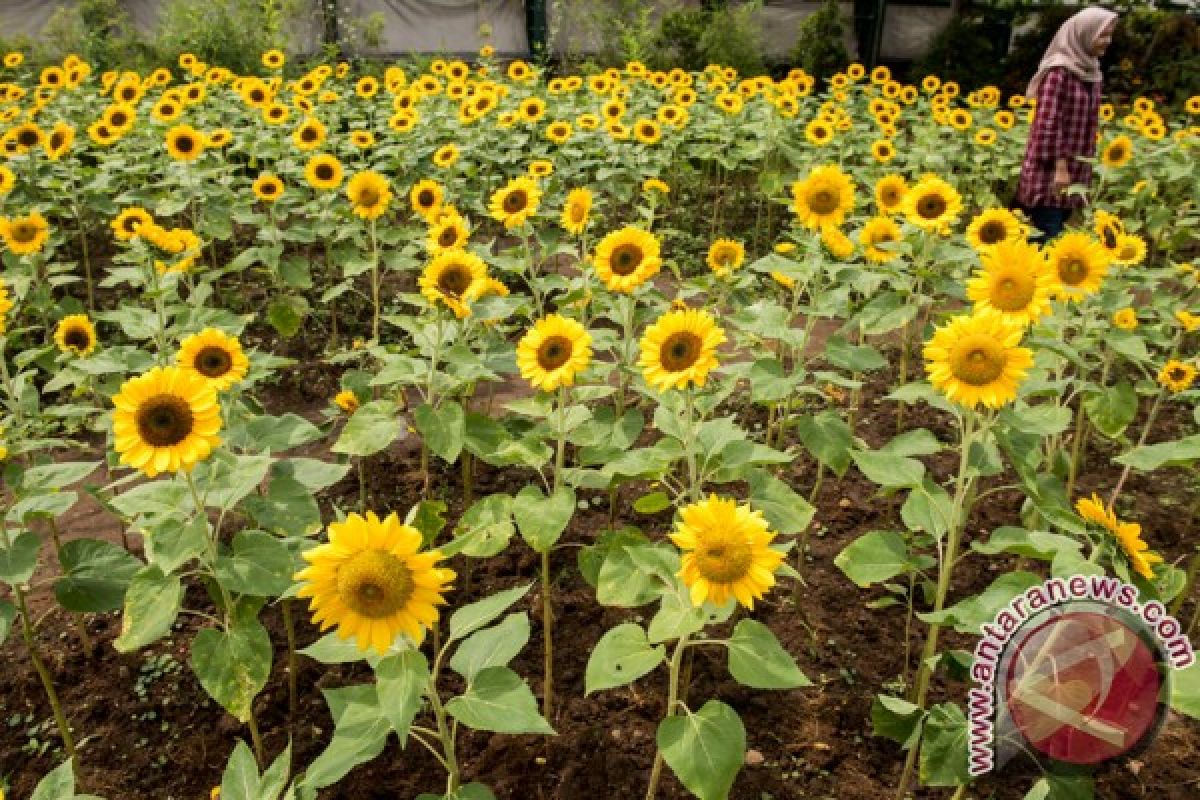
top-left (2, 353), bottom-right (1198, 800)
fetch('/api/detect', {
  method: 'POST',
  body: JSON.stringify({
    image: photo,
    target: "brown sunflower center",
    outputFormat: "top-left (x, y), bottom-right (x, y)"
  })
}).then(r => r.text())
top-left (918, 193), bottom-right (947, 219)
top-left (437, 265), bottom-right (471, 296)
top-left (808, 189), bottom-right (840, 215)
top-left (1169, 367), bottom-right (1187, 382)
top-left (610, 243), bottom-right (644, 276)
top-left (417, 189), bottom-right (436, 208)
top-left (250, 89), bottom-right (265, 103)
top-left (568, 203), bottom-right (586, 223)
top-left (300, 126), bottom-right (318, 142)
top-left (1101, 226), bottom-right (1118, 250)
top-left (10, 222), bottom-right (39, 243)
top-left (260, 180), bottom-right (279, 196)
top-left (63, 327), bottom-right (90, 350)
top-left (537, 335), bottom-right (573, 370)
top-left (695, 534), bottom-right (754, 583)
top-left (1109, 144), bottom-right (1126, 161)
top-left (979, 220), bottom-right (1008, 245)
top-left (660, 331), bottom-right (702, 372)
top-left (194, 346), bottom-right (232, 378)
top-left (136, 395), bottom-right (195, 447)
top-left (949, 334), bottom-right (1006, 387)
top-left (1058, 257), bottom-right (1089, 286)
top-left (355, 187), bottom-right (381, 208)
top-left (991, 270), bottom-right (1035, 311)
top-left (110, 111), bottom-right (128, 127)
top-left (49, 131), bottom-right (65, 150)
top-left (438, 227), bottom-right (458, 247)
top-left (17, 128), bottom-right (38, 147)
top-left (314, 164), bottom-right (334, 181)
top-left (336, 550), bottom-right (414, 619)
top-left (174, 134), bottom-right (195, 153)
top-left (502, 190), bottom-right (528, 213)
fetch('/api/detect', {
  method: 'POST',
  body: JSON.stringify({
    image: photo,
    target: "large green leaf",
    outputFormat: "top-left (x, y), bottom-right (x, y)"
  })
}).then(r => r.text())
top-left (657, 699), bottom-right (745, 800)
top-left (726, 620), bottom-right (810, 689)
top-left (1084, 381), bottom-right (1137, 439)
top-left (450, 612), bottom-right (530, 681)
top-left (585, 623), bottom-right (665, 694)
top-left (835, 530), bottom-right (911, 587)
top-left (413, 401), bottom-right (466, 463)
top-left (1115, 434), bottom-right (1200, 471)
top-left (114, 565), bottom-right (183, 652)
top-left (918, 702), bottom-right (970, 787)
top-left (919, 572), bottom-right (1042, 634)
top-left (190, 615), bottom-right (273, 722)
top-left (0, 530), bottom-right (41, 585)
top-left (214, 530), bottom-right (294, 596)
top-left (512, 484), bottom-right (575, 553)
top-left (746, 468), bottom-right (815, 536)
top-left (332, 399), bottom-right (402, 457)
top-left (1170, 662), bottom-right (1200, 720)
top-left (448, 583), bottom-right (531, 641)
top-left (445, 666), bottom-right (554, 734)
top-left (54, 538), bottom-right (141, 612)
top-left (0, 599), bottom-right (14, 646)
top-left (145, 514), bottom-right (210, 574)
top-left (794, 412), bottom-right (853, 476)
top-left (851, 450), bottom-right (925, 488)
top-left (241, 474), bottom-right (321, 537)
top-left (20, 462), bottom-right (99, 492)
top-left (375, 649), bottom-right (430, 745)
top-left (301, 686), bottom-right (390, 790)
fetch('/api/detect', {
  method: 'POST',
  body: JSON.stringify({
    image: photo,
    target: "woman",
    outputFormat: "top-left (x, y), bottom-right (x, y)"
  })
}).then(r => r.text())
top-left (1015, 7), bottom-right (1117, 242)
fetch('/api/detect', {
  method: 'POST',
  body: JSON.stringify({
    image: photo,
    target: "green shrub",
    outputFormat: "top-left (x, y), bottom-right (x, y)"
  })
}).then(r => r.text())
top-left (790, 0), bottom-right (848, 82)
top-left (655, 1), bottom-right (765, 76)
top-left (913, 11), bottom-right (1007, 90)
top-left (150, 0), bottom-right (280, 74)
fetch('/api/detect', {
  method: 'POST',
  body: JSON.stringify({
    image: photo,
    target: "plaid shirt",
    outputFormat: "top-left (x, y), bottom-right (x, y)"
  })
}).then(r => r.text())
top-left (1016, 67), bottom-right (1102, 209)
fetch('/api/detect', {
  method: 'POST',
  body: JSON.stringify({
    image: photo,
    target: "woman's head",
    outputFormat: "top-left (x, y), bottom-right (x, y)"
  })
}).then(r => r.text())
top-left (1088, 13), bottom-right (1117, 56)
top-left (1062, 7), bottom-right (1119, 59)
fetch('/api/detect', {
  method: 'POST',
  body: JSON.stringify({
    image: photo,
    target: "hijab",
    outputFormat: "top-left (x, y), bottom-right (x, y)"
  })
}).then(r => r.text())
top-left (1026, 7), bottom-right (1118, 98)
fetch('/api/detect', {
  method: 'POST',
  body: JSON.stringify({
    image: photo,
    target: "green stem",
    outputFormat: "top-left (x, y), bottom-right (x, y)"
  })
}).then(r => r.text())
top-left (1109, 390), bottom-right (1165, 507)
top-left (282, 598), bottom-right (299, 721)
top-left (541, 548), bottom-right (555, 721)
top-left (368, 218), bottom-right (380, 341)
top-left (246, 708), bottom-right (266, 766)
top-left (645, 633), bottom-right (690, 800)
top-left (427, 674), bottom-right (461, 793)
top-left (15, 583), bottom-right (76, 761)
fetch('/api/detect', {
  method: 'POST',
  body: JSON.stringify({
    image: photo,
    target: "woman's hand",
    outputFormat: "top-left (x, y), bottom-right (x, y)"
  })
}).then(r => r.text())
top-left (1053, 159), bottom-right (1072, 193)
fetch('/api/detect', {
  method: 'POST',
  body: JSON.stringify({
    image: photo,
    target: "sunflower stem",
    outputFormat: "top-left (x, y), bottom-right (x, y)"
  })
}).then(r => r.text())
top-left (15, 583), bottom-right (76, 763)
top-left (368, 217), bottom-right (380, 342)
top-left (246, 708), bottom-right (266, 766)
top-left (282, 598), bottom-right (299, 721)
top-left (1108, 389), bottom-right (1165, 508)
top-left (1169, 551), bottom-right (1199, 619)
top-left (645, 633), bottom-right (690, 800)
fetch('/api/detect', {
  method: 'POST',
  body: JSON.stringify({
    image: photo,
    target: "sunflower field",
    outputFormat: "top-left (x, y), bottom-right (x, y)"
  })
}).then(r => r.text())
top-left (0, 44), bottom-right (1198, 800)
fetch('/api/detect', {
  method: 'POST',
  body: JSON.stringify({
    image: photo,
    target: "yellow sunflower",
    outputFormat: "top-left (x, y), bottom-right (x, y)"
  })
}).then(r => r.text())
top-left (903, 175), bottom-right (962, 234)
top-left (1047, 233), bottom-right (1109, 302)
top-left (252, 173), bottom-right (284, 203)
top-left (345, 171), bottom-right (392, 220)
top-left (164, 124), bottom-right (205, 161)
top-left (262, 49), bottom-right (285, 70)
top-left (111, 366), bottom-right (223, 478)
top-left (638, 308), bottom-right (726, 392)
top-left (111, 207), bottom-right (153, 241)
top-left (1113, 521), bottom-right (1163, 580)
top-left (419, 250), bottom-right (487, 318)
top-left (859, 216), bottom-right (902, 263)
top-left (433, 143), bottom-right (459, 168)
top-left (1113, 233), bottom-right (1146, 267)
top-left (966, 208), bottom-right (1024, 251)
top-left (516, 314), bottom-right (593, 392)
top-left (966, 240), bottom-right (1053, 327)
top-left (427, 212), bottom-right (469, 253)
top-left (1112, 308), bottom-right (1138, 330)
top-left (488, 176), bottom-right (541, 229)
top-left (874, 174), bottom-right (908, 215)
top-left (1175, 310), bottom-right (1200, 333)
top-left (0, 212), bottom-right (49, 256)
top-left (593, 227), bottom-right (662, 293)
top-left (1075, 493), bottom-right (1119, 532)
top-left (643, 178), bottom-right (670, 196)
top-left (633, 118), bottom-right (662, 144)
top-left (304, 153), bottom-right (343, 191)
top-left (791, 165), bottom-right (855, 230)
top-left (292, 117), bottom-right (326, 151)
top-left (334, 389), bottom-right (360, 414)
top-left (54, 314), bottom-right (97, 357)
top-left (410, 179), bottom-right (444, 222)
top-left (1158, 360), bottom-right (1196, 393)
top-left (870, 139), bottom-right (895, 163)
top-left (0, 165), bottom-right (14, 196)
top-left (560, 187), bottom-right (592, 236)
top-left (1101, 135), bottom-right (1133, 168)
top-left (923, 310), bottom-right (1033, 409)
top-left (176, 328), bottom-right (249, 392)
top-left (528, 159), bottom-right (554, 179)
top-left (670, 495), bottom-right (785, 609)
top-left (294, 511), bottom-right (455, 655)
top-left (44, 122), bottom-right (74, 160)
top-left (706, 238), bottom-right (745, 277)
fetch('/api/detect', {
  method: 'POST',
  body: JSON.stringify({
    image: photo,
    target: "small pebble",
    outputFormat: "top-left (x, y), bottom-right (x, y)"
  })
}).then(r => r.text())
top-left (744, 749), bottom-right (764, 766)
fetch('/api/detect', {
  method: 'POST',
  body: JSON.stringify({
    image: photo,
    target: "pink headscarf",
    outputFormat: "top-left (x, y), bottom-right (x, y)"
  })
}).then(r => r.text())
top-left (1026, 7), bottom-right (1118, 97)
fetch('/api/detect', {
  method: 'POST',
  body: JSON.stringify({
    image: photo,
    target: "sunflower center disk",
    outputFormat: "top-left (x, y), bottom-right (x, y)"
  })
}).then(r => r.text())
top-left (808, 190), bottom-right (839, 215)
top-left (315, 165), bottom-right (333, 181)
top-left (64, 329), bottom-right (90, 350)
top-left (195, 346), bottom-right (233, 378)
top-left (661, 331), bottom-right (702, 371)
top-left (950, 335), bottom-right (1007, 387)
top-left (1059, 258), bottom-right (1088, 286)
top-left (11, 223), bottom-right (37, 243)
top-left (610, 244), bottom-right (644, 276)
top-left (695, 535), bottom-right (755, 583)
top-left (503, 191), bottom-right (527, 213)
top-left (979, 222), bottom-right (1006, 244)
top-left (919, 195), bottom-right (947, 219)
top-left (991, 273), bottom-right (1035, 311)
top-left (537, 335), bottom-right (573, 370)
top-left (438, 229), bottom-right (458, 247)
top-left (438, 266), bottom-right (470, 296)
top-left (356, 188), bottom-right (381, 207)
top-left (417, 190), bottom-right (435, 208)
top-left (337, 550), bottom-right (415, 619)
top-left (136, 394), bottom-right (196, 447)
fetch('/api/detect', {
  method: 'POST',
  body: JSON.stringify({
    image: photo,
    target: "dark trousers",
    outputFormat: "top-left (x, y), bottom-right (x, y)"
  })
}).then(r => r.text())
top-left (1022, 205), bottom-right (1068, 244)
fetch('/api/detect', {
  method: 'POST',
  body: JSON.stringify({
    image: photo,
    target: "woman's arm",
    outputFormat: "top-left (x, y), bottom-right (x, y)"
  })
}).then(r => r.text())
top-left (1030, 69), bottom-right (1073, 191)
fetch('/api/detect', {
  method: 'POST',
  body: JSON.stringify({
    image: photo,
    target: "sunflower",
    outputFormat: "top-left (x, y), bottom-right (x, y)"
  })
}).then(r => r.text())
top-left (528, 159), bottom-right (554, 178)
top-left (706, 238), bottom-right (744, 277)
top-left (112, 207), bottom-right (153, 241)
top-left (791, 165), bottom-right (855, 230)
top-left (176, 328), bottom-right (249, 393)
top-left (419, 250), bottom-right (487, 318)
top-left (206, 129), bottom-right (233, 148)
top-left (0, 166), bottom-right (13, 196)
top-left (54, 314), bottom-right (97, 357)
top-left (923, 310), bottom-right (1033, 409)
top-left (670, 495), bottom-right (785, 609)
top-left (292, 117), bottom-right (326, 151)
top-left (410, 179), bottom-right (444, 222)
top-left (1175, 310), bottom-right (1200, 333)
top-left (639, 308), bottom-right (726, 392)
top-left (9, 122), bottom-right (43, 152)
top-left (1158, 360), bottom-right (1196, 393)
top-left (860, 216), bottom-right (902, 264)
top-left (261, 49), bottom-right (285, 70)
top-left (1093, 209), bottom-right (1124, 252)
top-left (903, 175), bottom-right (962, 234)
top-left (1113, 233), bottom-right (1147, 266)
top-left (821, 225), bottom-right (855, 260)
top-left (1113, 521), bottom-right (1163, 580)
top-left (432, 143), bottom-right (459, 168)
top-left (345, 171), bottom-right (392, 220)
top-left (488, 176), bottom-right (541, 229)
top-left (516, 314), bottom-right (593, 392)
top-left (633, 118), bottom-right (662, 144)
top-left (0, 212), bottom-right (49, 256)
top-left (163, 124), bottom-right (204, 162)
top-left (560, 187), bottom-right (592, 236)
top-left (304, 153), bottom-right (343, 191)
top-left (545, 120), bottom-right (572, 144)
top-left (1047, 233), bottom-right (1108, 302)
top-left (111, 366), bottom-right (223, 478)
top-left (252, 173), bottom-right (284, 203)
top-left (966, 208), bottom-right (1024, 251)
top-left (428, 212), bottom-right (469, 253)
top-left (1075, 493), bottom-right (1119, 532)
top-left (1101, 135), bottom-right (1133, 168)
top-left (805, 118), bottom-right (834, 146)
top-left (1113, 308), bottom-right (1138, 330)
top-left (870, 139), bottom-right (895, 163)
top-left (643, 178), bottom-right (669, 195)
top-left (334, 389), bottom-right (360, 414)
top-left (593, 227), bottom-right (662, 293)
top-left (294, 511), bottom-right (455, 655)
top-left (44, 122), bottom-right (74, 160)
top-left (966, 240), bottom-right (1053, 327)
top-left (355, 76), bottom-right (380, 98)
